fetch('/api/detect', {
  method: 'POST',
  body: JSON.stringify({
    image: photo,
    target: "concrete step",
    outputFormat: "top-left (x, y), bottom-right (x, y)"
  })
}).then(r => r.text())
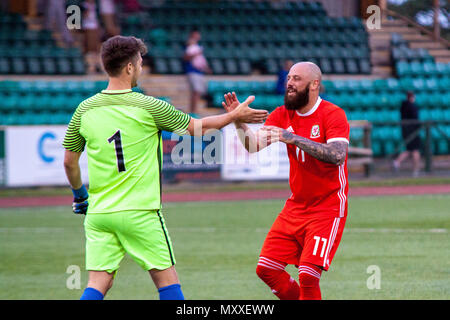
top-left (428, 49), bottom-right (450, 57)
top-left (401, 33), bottom-right (431, 42)
top-left (371, 50), bottom-right (391, 64)
top-left (409, 41), bottom-right (445, 49)
top-left (371, 65), bottom-right (393, 77)
top-left (435, 57), bottom-right (450, 63)
top-left (370, 26), bottom-right (417, 34)
top-left (369, 33), bottom-right (392, 41)
top-left (381, 19), bottom-right (407, 27)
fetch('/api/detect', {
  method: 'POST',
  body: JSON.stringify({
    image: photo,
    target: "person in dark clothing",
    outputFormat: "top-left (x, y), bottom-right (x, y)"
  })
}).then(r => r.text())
top-left (393, 91), bottom-right (421, 177)
top-left (275, 60), bottom-right (294, 95)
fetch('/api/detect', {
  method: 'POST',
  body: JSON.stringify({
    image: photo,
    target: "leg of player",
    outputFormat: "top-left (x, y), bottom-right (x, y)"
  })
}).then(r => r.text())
top-left (298, 263), bottom-right (323, 300)
top-left (256, 256), bottom-right (300, 300)
top-left (80, 270), bottom-right (115, 300)
top-left (149, 266), bottom-right (185, 300)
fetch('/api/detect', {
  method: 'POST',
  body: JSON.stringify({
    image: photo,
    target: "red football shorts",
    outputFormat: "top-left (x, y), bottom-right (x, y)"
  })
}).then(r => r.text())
top-left (259, 212), bottom-right (346, 271)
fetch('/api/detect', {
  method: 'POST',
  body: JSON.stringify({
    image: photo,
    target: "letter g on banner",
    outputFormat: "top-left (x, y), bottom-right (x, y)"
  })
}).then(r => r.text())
top-left (38, 131), bottom-right (56, 163)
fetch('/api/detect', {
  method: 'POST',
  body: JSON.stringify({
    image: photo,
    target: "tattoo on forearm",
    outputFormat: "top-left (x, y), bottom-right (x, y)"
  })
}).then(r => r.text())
top-left (282, 131), bottom-right (348, 165)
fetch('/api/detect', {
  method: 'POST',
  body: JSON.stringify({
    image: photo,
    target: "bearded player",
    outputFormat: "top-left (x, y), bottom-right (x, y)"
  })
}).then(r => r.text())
top-left (222, 62), bottom-right (349, 300)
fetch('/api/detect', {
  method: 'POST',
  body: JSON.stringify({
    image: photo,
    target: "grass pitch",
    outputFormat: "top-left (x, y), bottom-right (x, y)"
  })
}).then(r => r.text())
top-left (0, 194), bottom-right (449, 300)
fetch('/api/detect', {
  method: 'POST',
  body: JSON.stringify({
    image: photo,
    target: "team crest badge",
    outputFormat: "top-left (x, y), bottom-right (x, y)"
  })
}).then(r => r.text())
top-left (310, 125), bottom-right (320, 138)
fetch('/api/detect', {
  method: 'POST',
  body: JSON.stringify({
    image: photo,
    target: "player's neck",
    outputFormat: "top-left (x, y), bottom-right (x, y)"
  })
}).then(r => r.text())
top-left (297, 94), bottom-right (320, 115)
top-left (106, 77), bottom-right (132, 91)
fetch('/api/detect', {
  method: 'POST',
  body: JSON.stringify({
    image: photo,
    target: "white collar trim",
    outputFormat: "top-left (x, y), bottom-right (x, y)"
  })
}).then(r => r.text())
top-left (296, 96), bottom-right (322, 117)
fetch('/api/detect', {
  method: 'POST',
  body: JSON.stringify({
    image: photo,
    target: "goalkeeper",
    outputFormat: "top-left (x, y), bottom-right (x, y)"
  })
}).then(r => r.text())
top-left (63, 35), bottom-right (268, 300)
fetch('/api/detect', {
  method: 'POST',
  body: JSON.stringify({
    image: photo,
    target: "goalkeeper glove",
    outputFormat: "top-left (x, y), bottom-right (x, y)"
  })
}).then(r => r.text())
top-left (71, 184), bottom-right (89, 215)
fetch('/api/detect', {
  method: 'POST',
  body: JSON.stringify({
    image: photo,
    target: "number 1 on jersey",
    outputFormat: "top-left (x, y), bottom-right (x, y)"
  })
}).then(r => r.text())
top-left (108, 130), bottom-right (126, 172)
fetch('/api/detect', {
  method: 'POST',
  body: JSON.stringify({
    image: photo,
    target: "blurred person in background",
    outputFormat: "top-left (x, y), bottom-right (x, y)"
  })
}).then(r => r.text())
top-left (118, 0), bottom-right (141, 13)
top-left (276, 59), bottom-right (293, 95)
top-left (393, 91), bottom-right (421, 177)
top-left (82, 0), bottom-right (102, 74)
top-left (39, 0), bottom-right (74, 47)
top-left (100, 0), bottom-right (121, 39)
top-left (183, 28), bottom-right (211, 116)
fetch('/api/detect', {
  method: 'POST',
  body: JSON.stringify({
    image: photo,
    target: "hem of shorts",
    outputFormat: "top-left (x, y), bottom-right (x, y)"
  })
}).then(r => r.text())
top-left (298, 258), bottom-right (329, 271)
top-left (144, 263), bottom-right (176, 272)
top-left (86, 266), bottom-right (120, 274)
top-left (87, 208), bottom-right (161, 214)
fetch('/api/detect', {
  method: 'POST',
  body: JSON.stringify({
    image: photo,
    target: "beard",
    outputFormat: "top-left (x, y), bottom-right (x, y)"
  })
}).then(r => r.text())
top-left (284, 84), bottom-right (310, 110)
top-left (131, 74), bottom-right (138, 88)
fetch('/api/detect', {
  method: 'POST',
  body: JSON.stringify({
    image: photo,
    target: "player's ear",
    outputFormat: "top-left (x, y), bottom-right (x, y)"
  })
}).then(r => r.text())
top-left (126, 62), bottom-right (133, 75)
top-left (311, 79), bottom-right (320, 91)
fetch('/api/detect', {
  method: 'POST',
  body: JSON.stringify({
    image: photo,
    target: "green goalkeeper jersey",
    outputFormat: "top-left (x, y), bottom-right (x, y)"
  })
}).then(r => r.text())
top-left (62, 89), bottom-right (191, 213)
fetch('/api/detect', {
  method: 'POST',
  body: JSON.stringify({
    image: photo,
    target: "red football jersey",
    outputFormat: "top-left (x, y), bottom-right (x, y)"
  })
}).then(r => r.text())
top-left (264, 97), bottom-right (350, 218)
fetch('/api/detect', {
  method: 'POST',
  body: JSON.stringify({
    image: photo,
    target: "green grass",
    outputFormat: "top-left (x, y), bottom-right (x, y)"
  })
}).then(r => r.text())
top-left (0, 194), bottom-right (449, 300)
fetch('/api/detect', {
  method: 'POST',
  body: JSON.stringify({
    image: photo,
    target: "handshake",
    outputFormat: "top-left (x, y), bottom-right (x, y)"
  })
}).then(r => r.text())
top-left (71, 185), bottom-right (89, 215)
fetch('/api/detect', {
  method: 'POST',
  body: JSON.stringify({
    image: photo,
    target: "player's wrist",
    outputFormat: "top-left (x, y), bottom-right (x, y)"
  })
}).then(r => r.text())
top-left (229, 108), bottom-right (239, 122)
top-left (72, 184), bottom-right (88, 201)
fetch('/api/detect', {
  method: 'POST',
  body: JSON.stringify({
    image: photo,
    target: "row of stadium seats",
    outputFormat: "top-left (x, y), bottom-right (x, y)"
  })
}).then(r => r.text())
top-left (206, 77), bottom-right (450, 156)
top-left (142, 29), bottom-right (369, 49)
top-left (124, 1), bottom-right (371, 75)
top-left (0, 56), bottom-right (85, 75)
top-left (0, 11), bottom-right (86, 75)
top-left (395, 61), bottom-right (450, 78)
top-left (0, 80), bottom-right (108, 94)
top-left (209, 78), bottom-right (450, 102)
top-left (208, 81), bottom-right (450, 122)
top-left (391, 33), bottom-right (434, 63)
top-left (153, 56), bottom-right (371, 75)
top-left (0, 81), bottom-right (144, 119)
top-left (0, 29), bottom-right (54, 46)
top-left (144, 0), bottom-right (327, 14)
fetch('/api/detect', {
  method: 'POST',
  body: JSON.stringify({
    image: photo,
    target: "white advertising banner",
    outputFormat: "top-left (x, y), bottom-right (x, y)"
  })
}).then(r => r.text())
top-left (5, 126), bottom-right (89, 187)
top-left (221, 124), bottom-right (290, 180)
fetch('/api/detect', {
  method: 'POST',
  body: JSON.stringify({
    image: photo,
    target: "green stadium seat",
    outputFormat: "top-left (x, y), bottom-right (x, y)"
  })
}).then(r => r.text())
top-left (42, 57), bottom-right (57, 75)
top-left (168, 58), bottom-right (183, 74)
top-left (210, 58), bottom-right (224, 75)
top-left (396, 61), bottom-right (410, 77)
top-left (357, 58), bottom-right (371, 74)
top-left (345, 59), bottom-right (359, 74)
top-left (332, 58), bottom-right (345, 74)
top-left (11, 57), bottom-right (26, 74)
top-left (264, 59), bottom-right (279, 74)
top-left (224, 58), bottom-right (238, 75)
top-left (57, 57), bottom-right (72, 74)
top-left (319, 58), bottom-right (333, 74)
top-left (237, 59), bottom-right (251, 75)
top-left (154, 58), bottom-right (169, 74)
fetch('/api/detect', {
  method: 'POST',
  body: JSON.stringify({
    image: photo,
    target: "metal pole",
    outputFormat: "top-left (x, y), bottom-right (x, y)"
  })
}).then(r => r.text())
top-left (424, 122), bottom-right (432, 172)
top-left (363, 123), bottom-right (372, 177)
top-left (433, 0), bottom-right (441, 41)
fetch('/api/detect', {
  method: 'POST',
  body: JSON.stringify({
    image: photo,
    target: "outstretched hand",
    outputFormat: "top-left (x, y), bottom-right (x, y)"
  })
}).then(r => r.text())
top-left (222, 92), bottom-right (268, 124)
top-left (222, 92), bottom-right (240, 113)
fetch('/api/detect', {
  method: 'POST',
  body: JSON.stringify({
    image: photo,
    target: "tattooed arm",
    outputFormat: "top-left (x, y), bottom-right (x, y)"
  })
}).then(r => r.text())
top-left (263, 126), bottom-right (348, 165)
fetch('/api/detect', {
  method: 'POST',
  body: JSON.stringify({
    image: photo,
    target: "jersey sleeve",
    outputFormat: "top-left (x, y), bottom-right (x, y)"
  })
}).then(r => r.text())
top-left (264, 106), bottom-right (284, 127)
top-left (62, 103), bottom-right (86, 153)
top-left (144, 96), bottom-right (191, 134)
top-left (325, 107), bottom-right (350, 144)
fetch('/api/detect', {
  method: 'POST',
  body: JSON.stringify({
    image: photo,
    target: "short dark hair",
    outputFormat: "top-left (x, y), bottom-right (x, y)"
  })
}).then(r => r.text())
top-left (101, 36), bottom-right (147, 76)
top-left (407, 91), bottom-right (415, 99)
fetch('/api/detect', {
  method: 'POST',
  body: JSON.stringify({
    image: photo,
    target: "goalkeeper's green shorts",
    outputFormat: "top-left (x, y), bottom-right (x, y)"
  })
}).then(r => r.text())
top-left (84, 210), bottom-right (176, 273)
